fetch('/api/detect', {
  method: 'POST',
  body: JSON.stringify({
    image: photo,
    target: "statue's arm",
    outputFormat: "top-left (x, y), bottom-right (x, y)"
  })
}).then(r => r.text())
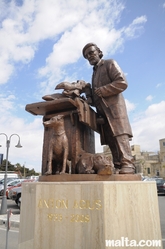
top-left (98, 60), bottom-right (128, 97)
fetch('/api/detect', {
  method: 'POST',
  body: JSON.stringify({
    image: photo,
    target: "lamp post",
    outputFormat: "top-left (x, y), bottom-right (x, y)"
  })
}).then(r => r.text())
top-left (0, 133), bottom-right (22, 215)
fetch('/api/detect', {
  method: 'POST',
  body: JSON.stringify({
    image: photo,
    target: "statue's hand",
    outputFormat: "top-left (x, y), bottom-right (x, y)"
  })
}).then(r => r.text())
top-left (94, 87), bottom-right (102, 97)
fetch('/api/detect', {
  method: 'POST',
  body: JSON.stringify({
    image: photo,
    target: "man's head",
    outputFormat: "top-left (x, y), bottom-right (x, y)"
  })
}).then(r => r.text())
top-left (82, 43), bottom-right (103, 65)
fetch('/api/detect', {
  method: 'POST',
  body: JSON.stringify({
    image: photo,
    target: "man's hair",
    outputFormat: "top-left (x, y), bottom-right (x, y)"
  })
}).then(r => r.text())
top-left (82, 43), bottom-right (103, 59)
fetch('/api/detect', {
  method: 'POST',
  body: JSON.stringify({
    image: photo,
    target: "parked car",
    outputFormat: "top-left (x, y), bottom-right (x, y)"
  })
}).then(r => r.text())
top-left (143, 177), bottom-right (161, 182)
top-left (156, 179), bottom-right (165, 194)
top-left (143, 177), bottom-right (165, 194)
top-left (0, 179), bottom-right (23, 195)
top-left (9, 186), bottom-right (22, 204)
top-left (143, 178), bottom-right (155, 181)
top-left (8, 179), bottom-right (37, 204)
top-left (17, 197), bottom-right (21, 209)
top-left (142, 176), bottom-right (149, 181)
top-left (6, 180), bottom-right (24, 198)
top-left (0, 177), bottom-right (18, 185)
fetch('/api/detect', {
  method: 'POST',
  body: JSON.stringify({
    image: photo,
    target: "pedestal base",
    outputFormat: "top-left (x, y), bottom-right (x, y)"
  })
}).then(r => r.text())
top-left (39, 173), bottom-right (141, 182)
top-left (18, 181), bottom-right (162, 249)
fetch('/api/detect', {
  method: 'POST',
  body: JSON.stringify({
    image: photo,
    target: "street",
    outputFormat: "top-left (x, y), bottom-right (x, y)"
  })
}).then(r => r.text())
top-left (0, 198), bottom-right (19, 249)
top-left (0, 195), bottom-right (165, 249)
top-left (0, 227), bottom-right (18, 249)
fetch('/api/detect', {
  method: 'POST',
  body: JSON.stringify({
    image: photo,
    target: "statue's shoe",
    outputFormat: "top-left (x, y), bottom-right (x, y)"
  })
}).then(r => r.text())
top-left (119, 166), bottom-right (135, 174)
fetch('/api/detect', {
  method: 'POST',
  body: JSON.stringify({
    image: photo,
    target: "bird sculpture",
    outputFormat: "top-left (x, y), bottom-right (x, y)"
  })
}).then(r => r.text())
top-left (42, 80), bottom-right (90, 101)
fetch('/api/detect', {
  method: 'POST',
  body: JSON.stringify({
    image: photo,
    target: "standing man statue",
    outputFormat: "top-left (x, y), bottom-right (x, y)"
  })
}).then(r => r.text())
top-left (82, 43), bottom-right (135, 174)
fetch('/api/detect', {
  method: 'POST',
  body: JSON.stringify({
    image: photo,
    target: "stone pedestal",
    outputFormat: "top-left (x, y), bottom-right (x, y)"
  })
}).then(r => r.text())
top-left (18, 181), bottom-right (162, 249)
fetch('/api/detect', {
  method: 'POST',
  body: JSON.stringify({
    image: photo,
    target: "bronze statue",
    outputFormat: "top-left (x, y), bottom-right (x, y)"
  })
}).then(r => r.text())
top-left (43, 115), bottom-right (69, 175)
top-left (76, 152), bottom-right (113, 175)
top-left (25, 43), bottom-right (136, 176)
top-left (82, 43), bottom-right (135, 174)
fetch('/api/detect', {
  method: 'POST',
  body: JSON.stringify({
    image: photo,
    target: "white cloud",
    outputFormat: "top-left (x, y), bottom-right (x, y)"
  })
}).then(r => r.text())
top-left (131, 101), bottom-right (165, 152)
top-left (156, 83), bottom-right (162, 88)
top-left (0, 0), bottom-right (146, 84)
top-left (163, 3), bottom-right (165, 8)
top-left (0, 59), bottom-right (14, 84)
top-left (0, 93), bottom-right (43, 172)
top-left (0, 113), bottom-right (43, 173)
top-left (125, 99), bottom-right (136, 112)
top-left (36, 4), bottom-right (147, 94)
top-left (0, 94), bottom-right (16, 112)
top-left (123, 16), bottom-right (147, 39)
top-left (146, 95), bottom-right (154, 101)
top-left (0, 0), bottom-right (147, 90)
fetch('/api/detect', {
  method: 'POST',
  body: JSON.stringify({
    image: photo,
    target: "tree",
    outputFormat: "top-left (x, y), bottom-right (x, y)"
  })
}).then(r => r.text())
top-left (0, 160), bottom-right (14, 171)
top-left (0, 160), bottom-right (39, 176)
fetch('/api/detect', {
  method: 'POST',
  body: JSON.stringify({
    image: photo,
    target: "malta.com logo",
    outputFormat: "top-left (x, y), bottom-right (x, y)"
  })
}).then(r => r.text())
top-left (105, 237), bottom-right (162, 248)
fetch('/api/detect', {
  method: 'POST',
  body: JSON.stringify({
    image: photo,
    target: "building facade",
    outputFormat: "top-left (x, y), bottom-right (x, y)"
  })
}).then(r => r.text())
top-left (103, 138), bottom-right (165, 178)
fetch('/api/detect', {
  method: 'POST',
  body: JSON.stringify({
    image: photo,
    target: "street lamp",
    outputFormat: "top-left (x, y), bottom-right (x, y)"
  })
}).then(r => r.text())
top-left (0, 133), bottom-right (22, 215)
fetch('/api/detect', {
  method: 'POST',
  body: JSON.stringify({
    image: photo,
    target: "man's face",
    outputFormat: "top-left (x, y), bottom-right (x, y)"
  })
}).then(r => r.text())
top-left (84, 46), bottom-right (101, 65)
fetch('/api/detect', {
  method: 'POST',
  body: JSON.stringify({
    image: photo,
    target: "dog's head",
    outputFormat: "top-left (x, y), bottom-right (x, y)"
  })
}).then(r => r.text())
top-left (43, 115), bottom-right (64, 128)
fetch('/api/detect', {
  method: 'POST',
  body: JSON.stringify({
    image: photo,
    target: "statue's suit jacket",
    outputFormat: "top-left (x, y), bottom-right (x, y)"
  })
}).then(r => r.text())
top-left (91, 59), bottom-right (133, 141)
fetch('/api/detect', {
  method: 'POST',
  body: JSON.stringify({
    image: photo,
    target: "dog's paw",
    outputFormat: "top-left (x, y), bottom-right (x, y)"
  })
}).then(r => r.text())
top-left (45, 170), bottom-right (52, 175)
top-left (60, 171), bottom-right (67, 174)
top-left (86, 169), bottom-right (95, 174)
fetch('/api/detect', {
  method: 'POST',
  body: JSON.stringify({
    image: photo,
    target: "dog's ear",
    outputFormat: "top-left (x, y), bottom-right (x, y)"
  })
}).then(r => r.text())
top-left (57, 115), bottom-right (64, 120)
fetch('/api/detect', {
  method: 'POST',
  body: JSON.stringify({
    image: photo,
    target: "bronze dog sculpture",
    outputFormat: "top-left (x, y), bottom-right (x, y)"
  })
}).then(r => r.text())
top-left (43, 115), bottom-right (69, 175)
top-left (76, 152), bottom-right (114, 175)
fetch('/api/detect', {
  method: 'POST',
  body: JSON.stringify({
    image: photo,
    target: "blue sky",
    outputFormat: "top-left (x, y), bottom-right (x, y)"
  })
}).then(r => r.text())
top-left (0, 0), bottom-right (165, 173)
